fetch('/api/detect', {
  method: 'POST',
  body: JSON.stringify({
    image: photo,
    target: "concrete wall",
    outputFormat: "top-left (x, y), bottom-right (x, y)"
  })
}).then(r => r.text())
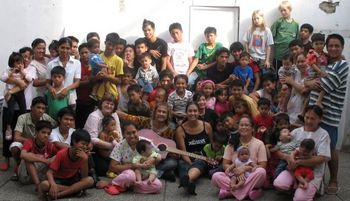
top-left (0, 0), bottom-right (349, 147)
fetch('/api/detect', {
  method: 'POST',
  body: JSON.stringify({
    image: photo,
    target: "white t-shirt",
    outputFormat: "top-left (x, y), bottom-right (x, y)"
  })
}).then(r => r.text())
top-left (49, 127), bottom-right (75, 146)
top-left (287, 69), bottom-right (304, 124)
top-left (167, 41), bottom-right (194, 74)
top-left (242, 27), bottom-right (274, 60)
top-left (28, 58), bottom-right (49, 97)
top-left (291, 126), bottom-right (331, 189)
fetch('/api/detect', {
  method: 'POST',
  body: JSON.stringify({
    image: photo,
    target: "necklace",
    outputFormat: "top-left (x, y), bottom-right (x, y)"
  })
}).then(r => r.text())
top-left (239, 137), bottom-right (252, 147)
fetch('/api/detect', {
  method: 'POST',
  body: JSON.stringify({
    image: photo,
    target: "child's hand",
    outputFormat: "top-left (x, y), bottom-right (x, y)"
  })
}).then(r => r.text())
top-left (57, 88), bottom-right (68, 99)
top-left (49, 183), bottom-right (58, 200)
top-left (229, 74), bottom-right (237, 81)
top-left (265, 60), bottom-right (271, 69)
top-left (17, 80), bottom-right (27, 89)
top-left (257, 126), bottom-right (267, 134)
top-left (197, 63), bottom-right (206, 70)
top-left (76, 148), bottom-right (89, 161)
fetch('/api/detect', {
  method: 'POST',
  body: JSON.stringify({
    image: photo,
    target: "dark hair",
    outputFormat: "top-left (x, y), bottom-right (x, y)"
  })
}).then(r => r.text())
top-left (116, 38), bottom-right (127, 46)
top-left (127, 84), bottom-right (142, 93)
top-left (86, 32), bottom-right (100, 41)
top-left (98, 94), bottom-right (117, 111)
top-left (35, 120), bottom-right (52, 132)
top-left (300, 23), bottom-right (314, 34)
top-left (19, 47), bottom-right (34, 55)
top-left (204, 26), bottom-right (216, 35)
top-left (281, 54), bottom-right (293, 62)
top-left (78, 43), bottom-right (88, 52)
top-left (185, 102), bottom-right (199, 112)
top-left (169, 22), bottom-right (182, 32)
top-left (137, 52), bottom-right (152, 61)
top-left (101, 115), bottom-right (115, 130)
top-left (70, 129), bottom-right (91, 146)
top-left (213, 132), bottom-right (228, 145)
top-left (261, 73), bottom-right (276, 84)
top-left (305, 105), bottom-right (323, 118)
top-left (57, 107), bottom-right (76, 120)
top-left (239, 51), bottom-right (251, 59)
top-left (136, 139), bottom-right (151, 154)
top-left (229, 42), bottom-right (244, 52)
top-left (214, 88), bottom-right (228, 97)
top-left (87, 38), bottom-right (100, 49)
top-left (134, 37), bottom-right (148, 47)
top-left (288, 39), bottom-right (304, 48)
top-left (105, 32), bottom-right (120, 44)
top-left (159, 69), bottom-right (174, 81)
top-left (142, 19), bottom-right (155, 30)
top-left (124, 44), bottom-right (135, 52)
top-left (174, 74), bottom-right (188, 84)
top-left (300, 138), bottom-right (315, 152)
top-left (58, 37), bottom-right (72, 47)
top-left (31, 38), bottom-right (46, 49)
top-left (49, 40), bottom-right (59, 51)
top-left (31, 96), bottom-right (47, 107)
top-left (121, 121), bottom-right (136, 134)
top-left (326, 33), bottom-right (345, 48)
top-left (67, 36), bottom-right (79, 43)
top-left (274, 113), bottom-right (290, 124)
top-left (8, 52), bottom-right (23, 67)
top-left (215, 47), bottom-right (230, 57)
top-left (233, 98), bottom-right (249, 110)
top-left (258, 97), bottom-right (271, 107)
top-left (51, 66), bottom-right (66, 77)
top-left (192, 92), bottom-right (206, 102)
top-left (311, 33), bottom-right (325, 43)
top-left (231, 79), bottom-right (245, 88)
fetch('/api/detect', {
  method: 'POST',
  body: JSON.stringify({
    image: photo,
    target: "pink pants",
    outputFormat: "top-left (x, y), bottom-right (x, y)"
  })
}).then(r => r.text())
top-left (211, 167), bottom-right (266, 200)
top-left (111, 169), bottom-right (162, 194)
top-left (273, 170), bottom-right (317, 201)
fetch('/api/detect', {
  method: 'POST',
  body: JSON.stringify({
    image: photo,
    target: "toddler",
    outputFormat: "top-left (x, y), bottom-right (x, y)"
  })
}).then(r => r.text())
top-left (253, 98), bottom-right (274, 141)
top-left (233, 52), bottom-right (254, 94)
top-left (149, 87), bottom-right (167, 112)
top-left (135, 52), bottom-right (159, 94)
top-left (232, 98), bottom-right (251, 122)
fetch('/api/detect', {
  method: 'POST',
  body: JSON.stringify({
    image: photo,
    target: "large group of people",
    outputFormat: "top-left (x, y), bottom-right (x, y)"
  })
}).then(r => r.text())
top-left (0, 0), bottom-right (348, 200)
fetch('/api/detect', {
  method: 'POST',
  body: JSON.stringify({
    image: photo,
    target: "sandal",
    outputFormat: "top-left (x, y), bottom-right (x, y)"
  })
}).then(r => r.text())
top-left (104, 184), bottom-right (120, 195)
top-left (326, 186), bottom-right (340, 195)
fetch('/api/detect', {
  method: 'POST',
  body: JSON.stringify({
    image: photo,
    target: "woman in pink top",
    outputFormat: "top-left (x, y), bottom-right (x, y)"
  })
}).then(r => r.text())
top-left (211, 116), bottom-right (267, 200)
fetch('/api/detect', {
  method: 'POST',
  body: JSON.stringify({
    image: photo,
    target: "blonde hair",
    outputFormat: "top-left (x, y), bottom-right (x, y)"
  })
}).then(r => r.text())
top-left (251, 10), bottom-right (266, 32)
top-left (279, 0), bottom-right (292, 11)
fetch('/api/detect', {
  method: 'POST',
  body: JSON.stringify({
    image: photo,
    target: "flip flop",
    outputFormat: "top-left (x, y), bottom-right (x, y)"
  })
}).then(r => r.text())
top-left (104, 184), bottom-right (120, 195)
top-left (325, 186), bottom-right (340, 195)
top-left (0, 162), bottom-right (9, 171)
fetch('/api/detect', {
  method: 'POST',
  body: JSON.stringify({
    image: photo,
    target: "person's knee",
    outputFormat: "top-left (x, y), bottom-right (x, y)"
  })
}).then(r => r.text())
top-left (10, 147), bottom-right (21, 159)
top-left (273, 173), bottom-right (292, 190)
top-left (123, 169), bottom-right (136, 181)
top-left (293, 188), bottom-right (314, 201)
top-left (39, 180), bottom-right (50, 191)
top-left (211, 172), bottom-right (223, 185)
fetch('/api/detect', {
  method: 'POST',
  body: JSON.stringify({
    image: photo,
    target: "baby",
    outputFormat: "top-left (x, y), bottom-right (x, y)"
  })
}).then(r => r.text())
top-left (133, 139), bottom-right (161, 184)
top-left (225, 146), bottom-right (257, 190)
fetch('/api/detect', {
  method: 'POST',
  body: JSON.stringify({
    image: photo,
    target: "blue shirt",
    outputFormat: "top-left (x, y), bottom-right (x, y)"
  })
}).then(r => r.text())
top-left (89, 53), bottom-right (104, 75)
top-left (233, 65), bottom-right (254, 91)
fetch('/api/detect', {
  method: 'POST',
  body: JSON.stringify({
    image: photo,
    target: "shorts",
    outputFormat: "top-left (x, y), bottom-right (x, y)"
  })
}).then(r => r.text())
top-left (18, 160), bottom-right (48, 184)
top-left (320, 123), bottom-right (338, 149)
top-left (55, 174), bottom-right (81, 186)
top-left (9, 141), bottom-right (23, 150)
top-left (191, 159), bottom-right (209, 173)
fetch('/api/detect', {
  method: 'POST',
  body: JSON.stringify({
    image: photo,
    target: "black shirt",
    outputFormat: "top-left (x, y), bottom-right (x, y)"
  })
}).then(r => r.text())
top-left (146, 37), bottom-right (168, 73)
top-left (206, 64), bottom-right (233, 84)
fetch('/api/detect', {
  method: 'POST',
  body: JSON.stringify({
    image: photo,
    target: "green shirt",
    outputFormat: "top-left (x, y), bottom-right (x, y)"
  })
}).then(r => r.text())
top-left (45, 90), bottom-right (69, 120)
top-left (202, 143), bottom-right (225, 159)
top-left (195, 42), bottom-right (223, 77)
top-left (271, 18), bottom-right (299, 60)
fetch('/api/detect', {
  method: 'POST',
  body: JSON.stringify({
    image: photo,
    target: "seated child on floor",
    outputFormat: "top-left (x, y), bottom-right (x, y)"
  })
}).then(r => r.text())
top-left (133, 139), bottom-right (161, 184)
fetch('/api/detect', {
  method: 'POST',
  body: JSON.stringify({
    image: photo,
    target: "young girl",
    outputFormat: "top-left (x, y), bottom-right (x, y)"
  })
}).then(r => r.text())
top-left (214, 88), bottom-right (230, 117)
top-left (200, 79), bottom-right (216, 110)
top-left (243, 10), bottom-right (274, 75)
top-left (233, 52), bottom-right (254, 94)
top-left (133, 139), bottom-right (161, 184)
top-left (225, 146), bottom-right (257, 190)
top-left (232, 98), bottom-right (251, 122)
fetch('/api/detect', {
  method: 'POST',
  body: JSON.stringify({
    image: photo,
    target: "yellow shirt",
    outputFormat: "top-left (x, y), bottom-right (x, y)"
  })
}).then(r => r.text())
top-left (229, 94), bottom-right (259, 117)
top-left (97, 53), bottom-right (124, 99)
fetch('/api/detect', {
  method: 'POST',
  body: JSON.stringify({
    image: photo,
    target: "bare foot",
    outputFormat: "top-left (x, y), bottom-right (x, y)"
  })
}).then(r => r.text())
top-left (96, 180), bottom-right (109, 189)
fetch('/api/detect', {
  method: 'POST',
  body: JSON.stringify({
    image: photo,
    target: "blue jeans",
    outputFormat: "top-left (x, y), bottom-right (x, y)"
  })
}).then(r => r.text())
top-left (178, 159), bottom-right (191, 178)
top-left (275, 160), bottom-right (287, 178)
top-left (156, 157), bottom-right (178, 178)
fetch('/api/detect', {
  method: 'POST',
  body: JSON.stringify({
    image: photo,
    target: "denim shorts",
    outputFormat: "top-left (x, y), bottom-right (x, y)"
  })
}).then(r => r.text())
top-left (320, 123), bottom-right (338, 149)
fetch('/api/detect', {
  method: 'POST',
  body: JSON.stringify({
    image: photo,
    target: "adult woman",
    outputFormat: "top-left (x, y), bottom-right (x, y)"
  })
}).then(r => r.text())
top-left (193, 92), bottom-right (217, 127)
top-left (117, 103), bottom-right (177, 181)
top-left (211, 116), bottom-right (267, 200)
top-left (123, 44), bottom-right (138, 78)
top-left (97, 122), bottom-right (162, 194)
top-left (30, 38), bottom-right (50, 97)
top-left (273, 105), bottom-right (331, 200)
top-left (84, 94), bottom-right (122, 176)
top-left (142, 19), bottom-right (168, 73)
top-left (176, 102), bottom-right (213, 194)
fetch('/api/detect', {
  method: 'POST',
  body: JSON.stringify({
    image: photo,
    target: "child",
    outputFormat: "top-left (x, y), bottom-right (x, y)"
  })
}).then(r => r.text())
top-left (289, 39), bottom-right (305, 64)
top-left (135, 52), bottom-right (159, 94)
top-left (187, 27), bottom-right (223, 85)
top-left (133, 139), bottom-right (161, 185)
top-left (38, 129), bottom-right (94, 200)
top-left (200, 79), bottom-right (216, 110)
top-left (45, 66), bottom-right (69, 120)
top-left (292, 138), bottom-right (315, 189)
top-left (233, 52), bottom-right (254, 94)
top-left (299, 23), bottom-right (314, 53)
top-left (48, 40), bottom-right (59, 60)
top-left (167, 74), bottom-right (193, 123)
top-left (134, 37), bottom-right (149, 68)
top-left (19, 47), bottom-right (34, 68)
top-left (49, 107), bottom-right (75, 150)
top-left (149, 87), bottom-right (167, 112)
top-left (127, 84), bottom-right (151, 117)
top-left (87, 38), bottom-right (111, 101)
top-left (232, 98), bottom-right (251, 122)
top-left (117, 67), bottom-right (133, 112)
top-left (19, 120), bottom-right (57, 188)
top-left (225, 146), bottom-right (258, 190)
top-left (253, 98), bottom-right (274, 141)
top-left (115, 38), bottom-right (127, 58)
top-left (268, 128), bottom-right (298, 177)
top-left (243, 10), bottom-right (274, 75)
top-left (167, 22), bottom-right (195, 75)
top-left (1, 52), bottom-right (28, 140)
top-left (250, 73), bottom-right (277, 103)
top-left (271, 0), bottom-right (299, 71)
top-left (214, 88), bottom-right (230, 117)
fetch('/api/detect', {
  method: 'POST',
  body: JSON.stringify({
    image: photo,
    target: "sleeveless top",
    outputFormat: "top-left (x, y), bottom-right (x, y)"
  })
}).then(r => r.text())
top-left (181, 121), bottom-right (209, 155)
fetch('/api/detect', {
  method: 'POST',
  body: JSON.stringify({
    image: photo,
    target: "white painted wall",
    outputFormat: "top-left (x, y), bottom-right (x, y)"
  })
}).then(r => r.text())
top-left (0, 0), bottom-right (349, 147)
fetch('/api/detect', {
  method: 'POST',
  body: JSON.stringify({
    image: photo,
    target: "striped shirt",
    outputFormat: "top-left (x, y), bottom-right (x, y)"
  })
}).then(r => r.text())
top-left (309, 60), bottom-right (349, 126)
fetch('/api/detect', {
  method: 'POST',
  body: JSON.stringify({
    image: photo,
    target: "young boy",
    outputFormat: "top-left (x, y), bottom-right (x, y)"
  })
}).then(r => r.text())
top-left (135, 52), bottom-right (159, 94)
top-left (233, 52), bottom-right (254, 94)
top-left (38, 129), bottom-right (94, 200)
top-left (271, 0), bottom-right (299, 71)
top-left (187, 27), bottom-right (223, 85)
top-left (127, 84), bottom-right (151, 117)
top-left (67, 36), bottom-right (80, 60)
top-left (253, 98), bottom-right (274, 141)
top-left (167, 22), bottom-right (194, 75)
top-left (299, 23), bottom-right (314, 53)
top-left (134, 37), bottom-right (149, 68)
top-left (49, 107), bottom-right (76, 150)
top-left (288, 39), bottom-right (305, 64)
top-left (115, 38), bottom-right (127, 58)
top-left (45, 66), bottom-right (69, 119)
top-left (19, 120), bottom-right (57, 188)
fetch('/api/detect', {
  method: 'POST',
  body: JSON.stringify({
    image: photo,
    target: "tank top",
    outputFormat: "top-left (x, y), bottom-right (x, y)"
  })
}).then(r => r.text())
top-left (181, 121), bottom-right (209, 155)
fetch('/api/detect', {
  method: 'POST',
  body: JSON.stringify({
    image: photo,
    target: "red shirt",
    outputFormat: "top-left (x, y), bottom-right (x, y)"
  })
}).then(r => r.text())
top-left (22, 139), bottom-right (58, 159)
top-left (76, 63), bottom-right (93, 104)
top-left (49, 148), bottom-right (84, 179)
top-left (147, 87), bottom-right (175, 102)
top-left (253, 114), bottom-right (273, 141)
top-left (294, 166), bottom-right (314, 180)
